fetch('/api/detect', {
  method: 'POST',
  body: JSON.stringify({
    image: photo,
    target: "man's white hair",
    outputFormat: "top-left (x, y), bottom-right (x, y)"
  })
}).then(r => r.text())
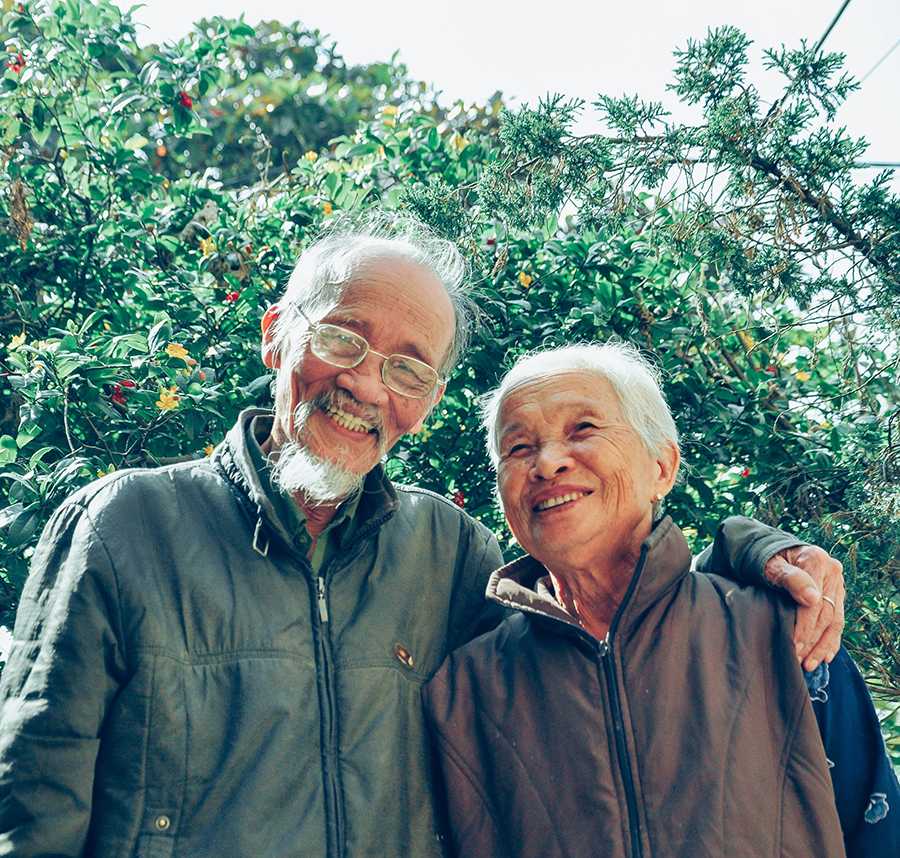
top-left (481, 342), bottom-right (680, 469)
top-left (266, 209), bottom-right (472, 376)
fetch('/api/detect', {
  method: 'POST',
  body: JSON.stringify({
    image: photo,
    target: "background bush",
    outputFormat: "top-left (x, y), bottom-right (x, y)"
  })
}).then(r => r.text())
top-left (1, 0), bottom-right (896, 759)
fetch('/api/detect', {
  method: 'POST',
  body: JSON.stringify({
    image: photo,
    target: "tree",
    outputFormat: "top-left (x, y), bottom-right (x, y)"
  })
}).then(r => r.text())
top-left (0, 1), bottom-right (896, 760)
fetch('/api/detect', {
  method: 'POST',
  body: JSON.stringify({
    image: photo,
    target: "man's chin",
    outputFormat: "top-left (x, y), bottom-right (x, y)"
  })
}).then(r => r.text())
top-left (270, 442), bottom-right (366, 505)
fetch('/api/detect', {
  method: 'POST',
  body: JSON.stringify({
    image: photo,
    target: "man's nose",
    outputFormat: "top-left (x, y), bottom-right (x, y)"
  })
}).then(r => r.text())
top-left (336, 353), bottom-right (390, 407)
top-left (530, 442), bottom-right (573, 480)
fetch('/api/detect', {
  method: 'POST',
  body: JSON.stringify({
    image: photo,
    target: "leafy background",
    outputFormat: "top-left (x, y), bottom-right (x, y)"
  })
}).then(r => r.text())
top-left (1, 0), bottom-right (897, 761)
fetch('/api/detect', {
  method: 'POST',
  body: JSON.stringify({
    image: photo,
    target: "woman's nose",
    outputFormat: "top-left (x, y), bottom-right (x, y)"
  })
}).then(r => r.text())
top-left (530, 442), bottom-right (573, 480)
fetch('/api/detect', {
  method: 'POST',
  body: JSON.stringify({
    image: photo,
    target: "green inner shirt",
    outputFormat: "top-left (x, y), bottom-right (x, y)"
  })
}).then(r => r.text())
top-left (247, 416), bottom-right (362, 574)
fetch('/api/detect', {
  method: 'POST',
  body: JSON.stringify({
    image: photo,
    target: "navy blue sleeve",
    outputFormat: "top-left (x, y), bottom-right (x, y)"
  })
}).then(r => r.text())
top-left (805, 647), bottom-right (900, 858)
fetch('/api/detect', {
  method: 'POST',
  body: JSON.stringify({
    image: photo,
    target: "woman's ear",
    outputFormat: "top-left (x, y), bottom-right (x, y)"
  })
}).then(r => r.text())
top-left (261, 305), bottom-right (281, 369)
top-left (655, 441), bottom-right (681, 497)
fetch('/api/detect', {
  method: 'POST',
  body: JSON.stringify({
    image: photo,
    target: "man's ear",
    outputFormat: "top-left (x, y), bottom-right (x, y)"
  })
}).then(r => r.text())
top-left (655, 441), bottom-right (681, 498)
top-left (261, 305), bottom-right (281, 369)
top-left (409, 382), bottom-right (446, 434)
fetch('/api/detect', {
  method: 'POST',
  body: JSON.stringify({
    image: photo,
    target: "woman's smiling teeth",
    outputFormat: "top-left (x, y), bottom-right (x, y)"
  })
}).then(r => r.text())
top-left (534, 491), bottom-right (591, 512)
top-left (325, 403), bottom-right (376, 434)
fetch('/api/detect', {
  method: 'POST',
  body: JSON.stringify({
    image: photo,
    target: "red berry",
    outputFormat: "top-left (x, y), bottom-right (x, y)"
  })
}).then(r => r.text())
top-left (740, 467), bottom-right (750, 478)
top-left (225, 291), bottom-right (240, 303)
top-left (119, 379), bottom-right (136, 388)
top-left (110, 390), bottom-right (126, 406)
top-left (452, 490), bottom-right (466, 508)
top-left (178, 91), bottom-right (193, 109)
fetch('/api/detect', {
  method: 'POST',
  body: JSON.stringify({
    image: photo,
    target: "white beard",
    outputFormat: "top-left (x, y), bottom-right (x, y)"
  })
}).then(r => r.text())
top-left (269, 391), bottom-right (381, 505)
top-left (269, 440), bottom-right (365, 505)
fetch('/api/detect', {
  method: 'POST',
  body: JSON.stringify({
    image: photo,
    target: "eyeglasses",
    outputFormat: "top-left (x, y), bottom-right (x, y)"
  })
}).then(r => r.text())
top-left (296, 307), bottom-right (444, 399)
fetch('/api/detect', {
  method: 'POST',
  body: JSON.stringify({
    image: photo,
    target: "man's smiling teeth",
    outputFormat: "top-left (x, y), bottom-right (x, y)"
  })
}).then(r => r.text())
top-left (534, 491), bottom-right (589, 511)
top-left (325, 404), bottom-right (375, 434)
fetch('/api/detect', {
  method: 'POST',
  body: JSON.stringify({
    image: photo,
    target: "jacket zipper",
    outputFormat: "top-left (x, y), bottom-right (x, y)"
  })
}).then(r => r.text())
top-left (316, 575), bottom-right (329, 622)
top-left (599, 636), bottom-right (643, 858)
top-left (314, 511), bottom-right (392, 857)
top-left (310, 569), bottom-right (344, 857)
top-left (599, 545), bottom-right (649, 858)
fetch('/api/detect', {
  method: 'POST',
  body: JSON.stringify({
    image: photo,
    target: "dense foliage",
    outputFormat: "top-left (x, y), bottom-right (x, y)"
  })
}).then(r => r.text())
top-left (1, 1), bottom-right (896, 755)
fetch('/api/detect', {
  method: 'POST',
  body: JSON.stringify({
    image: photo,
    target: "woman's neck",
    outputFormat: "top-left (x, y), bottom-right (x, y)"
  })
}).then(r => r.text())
top-left (547, 539), bottom-right (646, 640)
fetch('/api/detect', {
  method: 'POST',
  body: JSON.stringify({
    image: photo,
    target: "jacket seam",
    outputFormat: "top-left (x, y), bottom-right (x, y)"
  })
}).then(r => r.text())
top-left (778, 667), bottom-right (815, 856)
top-left (135, 653), bottom-right (157, 849)
top-left (130, 646), bottom-right (317, 666)
top-left (427, 728), bottom-right (514, 856)
top-left (462, 699), bottom-right (570, 855)
top-left (66, 499), bottom-right (130, 673)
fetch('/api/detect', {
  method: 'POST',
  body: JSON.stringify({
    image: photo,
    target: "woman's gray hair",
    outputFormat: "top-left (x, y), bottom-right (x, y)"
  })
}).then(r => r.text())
top-left (267, 209), bottom-right (473, 375)
top-left (481, 341), bottom-right (680, 468)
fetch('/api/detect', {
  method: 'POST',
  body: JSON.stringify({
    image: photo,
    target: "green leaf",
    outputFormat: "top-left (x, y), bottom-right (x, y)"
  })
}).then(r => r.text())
top-left (124, 133), bottom-right (149, 151)
top-left (0, 437), bottom-right (17, 466)
top-left (147, 319), bottom-right (172, 354)
top-left (15, 423), bottom-right (41, 449)
top-left (6, 503), bottom-right (41, 548)
top-left (0, 118), bottom-right (21, 145)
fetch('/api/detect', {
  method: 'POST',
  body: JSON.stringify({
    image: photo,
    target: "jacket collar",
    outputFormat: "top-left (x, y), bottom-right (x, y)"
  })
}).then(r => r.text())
top-left (487, 516), bottom-right (693, 640)
top-left (214, 408), bottom-right (399, 557)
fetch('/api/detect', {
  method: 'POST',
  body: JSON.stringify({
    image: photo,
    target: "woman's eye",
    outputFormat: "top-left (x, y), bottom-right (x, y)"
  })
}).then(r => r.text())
top-left (506, 443), bottom-right (531, 458)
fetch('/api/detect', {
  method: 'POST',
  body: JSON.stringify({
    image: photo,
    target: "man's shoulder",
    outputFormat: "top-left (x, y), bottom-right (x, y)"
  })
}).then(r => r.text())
top-left (56, 457), bottom-right (233, 531)
top-left (392, 482), bottom-right (496, 539)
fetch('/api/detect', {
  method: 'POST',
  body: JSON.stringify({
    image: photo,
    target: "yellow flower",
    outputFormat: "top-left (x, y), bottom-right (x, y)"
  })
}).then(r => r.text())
top-left (103, 321), bottom-right (111, 331)
top-left (165, 342), bottom-right (190, 361)
top-left (795, 370), bottom-right (811, 382)
top-left (737, 330), bottom-right (755, 351)
top-left (382, 117), bottom-right (396, 128)
top-left (8, 332), bottom-right (26, 351)
top-left (381, 105), bottom-right (398, 116)
top-left (96, 465), bottom-right (116, 478)
top-left (156, 386), bottom-right (180, 411)
top-left (450, 132), bottom-right (467, 152)
top-left (2, 0), bottom-right (14, 14)
top-left (204, 443), bottom-right (215, 456)
top-left (322, 201), bottom-right (333, 216)
top-left (517, 271), bottom-right (533, 288)
top-left (199, 236), bottom-right (217, 257)
top-left (304, 150), bottom-right (318, 162)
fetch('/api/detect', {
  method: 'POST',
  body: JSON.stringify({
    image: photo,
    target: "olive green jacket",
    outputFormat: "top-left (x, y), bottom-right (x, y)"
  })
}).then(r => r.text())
top-left (0, 409), bottom-right (504, 857)
top-left (0, 410), bottom-right (795, 857)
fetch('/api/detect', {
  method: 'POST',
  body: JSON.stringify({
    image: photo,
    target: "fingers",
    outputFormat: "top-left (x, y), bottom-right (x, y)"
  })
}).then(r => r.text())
top-left (801, 579), bottom-right (845, 672)
top-left (766, 545), bottom-right (847, 671)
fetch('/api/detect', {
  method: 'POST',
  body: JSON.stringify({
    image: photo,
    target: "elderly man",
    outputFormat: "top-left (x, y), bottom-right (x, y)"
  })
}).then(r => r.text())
top-left (0, 212), bottom-right (843, 858)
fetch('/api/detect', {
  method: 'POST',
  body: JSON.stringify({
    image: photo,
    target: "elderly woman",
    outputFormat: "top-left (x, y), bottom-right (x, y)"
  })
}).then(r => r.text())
top-left (424, 343), bottom-right (898, 858)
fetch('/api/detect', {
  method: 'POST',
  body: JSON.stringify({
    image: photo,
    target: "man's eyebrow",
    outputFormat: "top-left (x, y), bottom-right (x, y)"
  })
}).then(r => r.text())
top-left (325, 314), bottom-right (434, 365)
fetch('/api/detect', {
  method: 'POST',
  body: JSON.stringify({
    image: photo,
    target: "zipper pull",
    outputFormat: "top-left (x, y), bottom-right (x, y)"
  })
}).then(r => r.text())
top-left (597, 636), bottom-right (610, 657)
top-left (316, 576), bottom-right (329, 623)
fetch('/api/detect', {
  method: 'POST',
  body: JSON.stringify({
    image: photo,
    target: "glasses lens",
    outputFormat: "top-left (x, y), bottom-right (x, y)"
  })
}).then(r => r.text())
top-left (313, 324), bottom-right (367, 366)
top-left (384, 355), bottom-right (438, 398)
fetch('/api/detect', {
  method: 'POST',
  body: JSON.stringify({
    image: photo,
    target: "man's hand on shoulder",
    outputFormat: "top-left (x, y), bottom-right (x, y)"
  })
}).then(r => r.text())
top-left (764, 544), bottom-right (845, 671)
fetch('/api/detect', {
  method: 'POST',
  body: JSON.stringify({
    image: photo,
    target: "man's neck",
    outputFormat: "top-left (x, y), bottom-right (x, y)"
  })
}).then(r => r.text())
top-left (298, 495), bottom-right (341, 538)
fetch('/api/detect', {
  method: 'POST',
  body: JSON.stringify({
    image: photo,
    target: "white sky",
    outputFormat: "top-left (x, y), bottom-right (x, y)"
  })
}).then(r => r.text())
top-left (120, 0), bottom-right (899, 165)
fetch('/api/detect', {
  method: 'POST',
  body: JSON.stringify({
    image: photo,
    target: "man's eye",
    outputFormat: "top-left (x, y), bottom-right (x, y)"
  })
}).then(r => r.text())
top-left (574, 422), bottom-right (598, 433)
